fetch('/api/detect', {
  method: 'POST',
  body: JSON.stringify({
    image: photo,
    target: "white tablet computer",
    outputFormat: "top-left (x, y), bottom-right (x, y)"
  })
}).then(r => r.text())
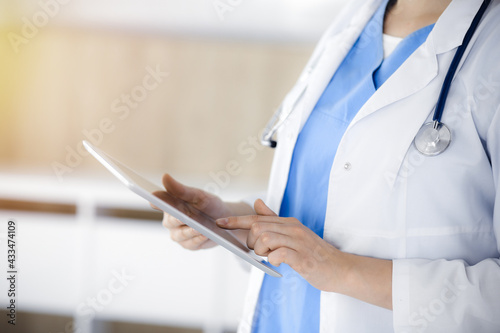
top-left (83, 140), bottom-right (281, 278)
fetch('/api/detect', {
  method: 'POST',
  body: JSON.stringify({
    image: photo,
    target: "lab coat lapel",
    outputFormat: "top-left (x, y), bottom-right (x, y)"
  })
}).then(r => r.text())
top-left (348, 42), bottom-right (439, 130)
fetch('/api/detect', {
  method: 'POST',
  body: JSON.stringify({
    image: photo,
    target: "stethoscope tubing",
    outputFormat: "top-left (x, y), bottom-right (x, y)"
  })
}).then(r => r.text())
top-left (433, 0), bottom-right (491, 125)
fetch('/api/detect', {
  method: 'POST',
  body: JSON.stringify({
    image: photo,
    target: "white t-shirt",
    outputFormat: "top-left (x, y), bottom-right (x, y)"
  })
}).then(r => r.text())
top-left (383, 33), bottom-right (403, 58)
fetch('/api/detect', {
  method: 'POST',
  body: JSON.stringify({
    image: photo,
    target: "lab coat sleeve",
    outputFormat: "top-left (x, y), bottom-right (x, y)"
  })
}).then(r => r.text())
top-left (392, 105), bottom-right (500, 332)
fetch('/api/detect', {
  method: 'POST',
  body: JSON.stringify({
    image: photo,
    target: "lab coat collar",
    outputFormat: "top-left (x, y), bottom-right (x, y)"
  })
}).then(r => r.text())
top-left (296, 0), bottom-right (486, 134)
top-left (348, 0), bottom-right (487, 127)
top-left (431, 0), bottom-right (485, 55)
top-left (297, 0), bottom-right (386, 132)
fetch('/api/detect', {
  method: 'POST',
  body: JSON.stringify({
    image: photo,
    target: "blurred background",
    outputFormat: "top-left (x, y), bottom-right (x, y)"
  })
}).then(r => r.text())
top-left (0, 0), bottom-right (345, 332)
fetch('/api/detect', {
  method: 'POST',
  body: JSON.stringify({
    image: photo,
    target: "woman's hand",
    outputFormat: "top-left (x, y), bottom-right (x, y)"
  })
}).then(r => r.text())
top-left (152, 174), bottom-right (253, 250)
top-left (216, 199), bottom-right (345, 291)
top-left (216, 199), bottom-right (393, 310)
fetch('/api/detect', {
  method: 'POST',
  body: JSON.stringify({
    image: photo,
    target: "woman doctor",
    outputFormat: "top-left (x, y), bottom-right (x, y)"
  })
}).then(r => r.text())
top-left (154, 0), bottom-right (500, 331)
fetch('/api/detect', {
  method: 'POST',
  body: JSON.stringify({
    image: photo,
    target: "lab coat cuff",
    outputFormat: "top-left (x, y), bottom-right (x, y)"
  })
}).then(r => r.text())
top-left (392, 259), bottom-right (412, 330)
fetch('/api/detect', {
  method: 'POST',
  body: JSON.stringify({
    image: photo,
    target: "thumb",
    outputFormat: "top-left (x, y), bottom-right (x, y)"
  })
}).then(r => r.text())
top-left (162, 173), bottom-right (200, 203)
top-left (162, 174), bottom-right (185, 196)
top-left (254, 199), bottom-right (277, 217)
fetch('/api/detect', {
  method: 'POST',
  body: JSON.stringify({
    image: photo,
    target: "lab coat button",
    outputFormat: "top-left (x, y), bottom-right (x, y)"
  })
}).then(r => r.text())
top-left (344, 162), bottom-right (352, 171)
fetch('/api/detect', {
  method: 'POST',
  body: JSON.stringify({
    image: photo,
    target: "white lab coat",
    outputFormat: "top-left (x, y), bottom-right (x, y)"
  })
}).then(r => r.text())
top-left (238, 0), bottom-right (500, 332)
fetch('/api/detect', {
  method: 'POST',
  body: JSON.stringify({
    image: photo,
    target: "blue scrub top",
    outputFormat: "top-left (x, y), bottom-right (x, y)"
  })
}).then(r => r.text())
top-left (251, 1), bottom-right (435, 332)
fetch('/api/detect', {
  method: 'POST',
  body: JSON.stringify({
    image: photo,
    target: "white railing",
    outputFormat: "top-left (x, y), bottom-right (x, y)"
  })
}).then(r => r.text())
top-left (0, 173), bottom-right (251, 333)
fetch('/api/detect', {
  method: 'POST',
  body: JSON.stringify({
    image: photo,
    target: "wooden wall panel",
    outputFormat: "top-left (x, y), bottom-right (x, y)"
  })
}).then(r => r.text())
top-left (0, 27), bottom-right (312, 187)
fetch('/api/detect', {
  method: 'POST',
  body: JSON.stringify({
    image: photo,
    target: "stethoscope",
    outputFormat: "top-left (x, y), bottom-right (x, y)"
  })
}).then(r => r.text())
top-left (261, 0), bottom-right (491, 156)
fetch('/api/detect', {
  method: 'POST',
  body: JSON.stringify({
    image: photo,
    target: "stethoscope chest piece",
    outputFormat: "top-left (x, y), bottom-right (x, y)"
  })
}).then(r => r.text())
top-left (414, 121), bottom-right (451, 156)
